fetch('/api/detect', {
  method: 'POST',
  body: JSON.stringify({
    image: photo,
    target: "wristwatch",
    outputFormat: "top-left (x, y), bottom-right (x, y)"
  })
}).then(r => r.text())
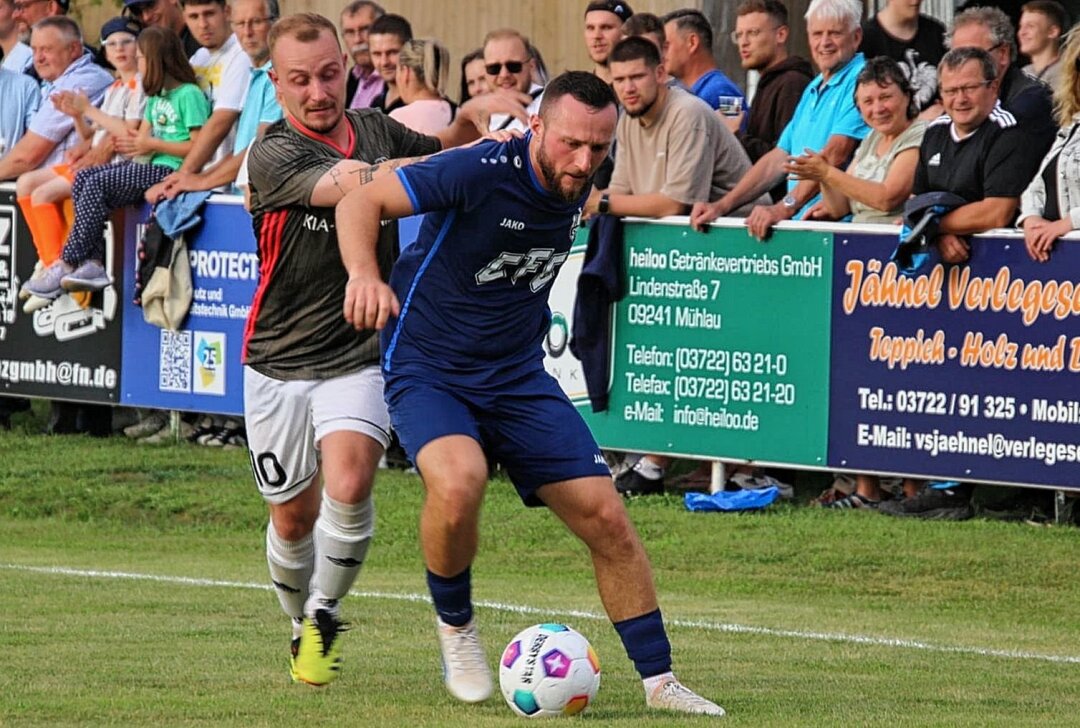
top-left (598, 193), bottom-right (611, 215)
top-left (781, 194), bottom-right (798, 211)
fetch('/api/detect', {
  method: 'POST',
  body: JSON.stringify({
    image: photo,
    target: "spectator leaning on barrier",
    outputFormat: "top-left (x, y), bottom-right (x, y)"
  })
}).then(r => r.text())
top-left (1017, 1), bottom-right (1068, 89)
top-left (147, 0), bottom-right (280, 200)
top-left (369, 12), bottom-right (411, 113)
top-left (948, 5), bottom-right (1056, 156)
top-left (690, 0), bottom-right (869, 238)
top-left (1018, 27), bottom-right (1080, 263)
top-left (484, 28), bottom-right (544, 133)
top-left (390, 38), bottom-right (454, 135)
top-left (662, 8), bottom-right (745, 114)
top-left (341, 0), bottom-right (385, 110)
top-left (860, 0), bottom-right (946, 119)
top-left (0, 0), bottom-right (33, 72)
top-left (584, 0), bottom-right (632, 85)
top-left (728, 0), bottom-right (813, 203)
top-left (586, 35), bottom-right (767, 497)
top-left (785, 56), bottom-right (926, 225)
top-left (0, 66), bottom-right (39, 158)
top-left (124, 0), bottom-right (202, 58)
top-left (878, 48), bottom-right (1039, 521)
top-left (0, 17), bottom-right (113, 183)
top-left (175, 0), bottom-right (252, 182)
top-left (22, 26), bottom-right (210, 300)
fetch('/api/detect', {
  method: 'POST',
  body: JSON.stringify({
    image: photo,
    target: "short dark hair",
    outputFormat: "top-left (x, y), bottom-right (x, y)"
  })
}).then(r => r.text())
top-left (856, 56), bottom-right (918, 119)
top-left (736, 0), bottom-right (788, 26)
top-left (179, 0), bottom-right (226, 6)
top-left (661, 9), bottom-right (713, 50)
top-left (369, 13), bottom-right (412, 42)
top-left (1021, 1), bottom-right (1069, 35)
top-left (609, 35), bottom-right (661, 67)
top-left (939, 46), bottom-right (997, 83)
top-left (538, 70), bottom-right (617, 120)
top-left (623, 11), bottom-right (664, 41)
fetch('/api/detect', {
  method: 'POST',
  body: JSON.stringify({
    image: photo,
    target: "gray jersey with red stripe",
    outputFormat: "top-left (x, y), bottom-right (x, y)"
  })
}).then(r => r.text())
top-left (244, 110), bottom-right (440, 380)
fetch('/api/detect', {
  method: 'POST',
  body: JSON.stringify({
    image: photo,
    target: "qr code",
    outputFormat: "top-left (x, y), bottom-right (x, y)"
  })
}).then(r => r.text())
top-left (159, 329), bottom-right (192, 393)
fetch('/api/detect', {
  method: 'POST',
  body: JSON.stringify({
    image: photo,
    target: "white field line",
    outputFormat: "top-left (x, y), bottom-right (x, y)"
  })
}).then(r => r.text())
top-left (4, 563), bottom-right (1080, 666)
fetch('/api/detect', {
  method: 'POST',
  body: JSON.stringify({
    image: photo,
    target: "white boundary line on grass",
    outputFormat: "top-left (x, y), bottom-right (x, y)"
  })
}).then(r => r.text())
top-left (5, 563), bottom-right (1080, 666)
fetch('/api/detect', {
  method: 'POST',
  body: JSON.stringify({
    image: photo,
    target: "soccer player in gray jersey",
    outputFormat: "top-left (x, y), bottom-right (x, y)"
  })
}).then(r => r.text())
top-left (243, 12), bottom-right (530, 686)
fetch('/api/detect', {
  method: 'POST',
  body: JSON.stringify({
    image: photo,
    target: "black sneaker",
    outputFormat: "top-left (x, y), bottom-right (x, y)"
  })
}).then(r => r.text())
top-left (878, 484), bottom-right (973, 520)
top-left (615, 468), bottom-right (664, 496)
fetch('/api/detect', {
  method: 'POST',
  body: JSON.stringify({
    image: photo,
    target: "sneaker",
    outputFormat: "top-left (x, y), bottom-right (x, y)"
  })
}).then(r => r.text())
top-left (138, 419), bottom-right (195, 444)
top-left (61, 260), bottom-right (111, 291)
top-left (821, 492), bottom-right (881, 510)
top-left (615, 465), bottom-right (664, 497)
top-left (726, 471), bottom-right (794, 500)
top-left (188, 415), bottom-right (220, 445)
top-left (202, 418), bottom-right (245, 448)
top-left (646, 677), bottom-right (726, 717)
top-left (123, 411), bottom-right (168, 439)
top-left (18, 260), bottom-right (45, 299)
top-left (436, 617), bottom-right (493, 703)
top-left (293, 609), bottom-right (347, 686)
top-left (22, 294), bottom-right (53, 313)
top-left (24, 260), bottom-right (70, 299)
top-left (878, 484), bottom-right (973, 520)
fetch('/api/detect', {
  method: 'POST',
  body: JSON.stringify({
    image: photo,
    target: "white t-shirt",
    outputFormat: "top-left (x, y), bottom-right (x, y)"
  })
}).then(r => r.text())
top-left (93, 76), bottom-right (147, 159)
top-left (188, 34), bottom-right (252, 168)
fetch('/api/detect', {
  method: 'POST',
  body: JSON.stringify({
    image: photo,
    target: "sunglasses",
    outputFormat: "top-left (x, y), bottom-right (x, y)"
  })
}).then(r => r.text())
top-left (485, 60), bottom-right (526, 75)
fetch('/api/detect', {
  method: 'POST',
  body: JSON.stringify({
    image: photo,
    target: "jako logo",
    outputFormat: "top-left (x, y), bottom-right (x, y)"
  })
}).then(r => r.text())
top-left (500, 217), bottom-right (525, 231)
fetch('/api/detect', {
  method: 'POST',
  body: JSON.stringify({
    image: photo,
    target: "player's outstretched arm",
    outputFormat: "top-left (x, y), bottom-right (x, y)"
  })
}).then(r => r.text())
top-left (311, 155), bottom-right (432, 208)
top-left (336, 173), bottom-right (416, 331)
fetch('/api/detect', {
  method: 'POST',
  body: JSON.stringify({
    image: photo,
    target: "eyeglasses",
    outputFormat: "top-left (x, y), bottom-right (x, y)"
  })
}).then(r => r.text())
top-left (231, 17), bottom-right (272, 30)
top-left (13, 0), bottom-right (49, 11)
top-left (103, 38), bottom-right (137, 49)
top-left (730, 27), bottom-right (774, 44)
top-left (939, 80), bottom-right (992, 99)
top-left (485, 60), bottom-right (527, 75)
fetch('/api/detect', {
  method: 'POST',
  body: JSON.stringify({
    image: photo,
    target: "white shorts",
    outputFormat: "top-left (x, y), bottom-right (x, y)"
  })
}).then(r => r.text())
top-left (243, 365), bottom-right (391, 504)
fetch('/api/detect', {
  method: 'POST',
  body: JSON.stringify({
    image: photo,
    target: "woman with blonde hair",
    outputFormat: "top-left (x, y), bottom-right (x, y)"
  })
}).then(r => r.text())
top-left (1019, 24), bottom-right (1080, 262)
top-left (390, 38), bottom-right (454, 134)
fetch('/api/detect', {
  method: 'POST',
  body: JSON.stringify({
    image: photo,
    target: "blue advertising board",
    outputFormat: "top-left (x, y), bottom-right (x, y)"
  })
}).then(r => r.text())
top-left (828, 231), bottom-right (1080, 488)
top-left (119, 198), bottom-right (256, 415)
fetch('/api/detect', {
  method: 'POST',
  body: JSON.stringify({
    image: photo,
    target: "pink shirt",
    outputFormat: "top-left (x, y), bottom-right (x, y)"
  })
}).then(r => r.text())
top-left (349, 66), bottom-right (386, 110)
top-left (389, 99), bottom-right (453, 135)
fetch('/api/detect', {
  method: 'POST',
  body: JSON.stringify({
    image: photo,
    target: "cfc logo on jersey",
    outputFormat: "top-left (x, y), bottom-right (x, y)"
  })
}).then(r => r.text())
top-left (475, 248), bottom-right (569, 292)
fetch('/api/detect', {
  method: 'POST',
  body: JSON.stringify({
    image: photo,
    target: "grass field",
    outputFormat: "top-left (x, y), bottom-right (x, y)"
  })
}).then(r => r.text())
top-left (2, 413), bottom-right (1079, 726)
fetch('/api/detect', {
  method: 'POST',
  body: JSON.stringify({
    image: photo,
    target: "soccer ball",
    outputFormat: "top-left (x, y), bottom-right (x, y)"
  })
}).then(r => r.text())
top-left (499, 623), bottom-right (601, 718)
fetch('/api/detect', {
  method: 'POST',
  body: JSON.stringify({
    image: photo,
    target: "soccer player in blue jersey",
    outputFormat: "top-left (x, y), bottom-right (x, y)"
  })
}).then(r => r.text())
top-left (335, 70), bottom-right (724, 717)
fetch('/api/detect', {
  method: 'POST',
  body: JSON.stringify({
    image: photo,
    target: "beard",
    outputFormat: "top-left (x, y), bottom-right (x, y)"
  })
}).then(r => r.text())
top-left (537, 139), bottom-right (594, 203)
top-left (624, 94), bottom-right (657, 119)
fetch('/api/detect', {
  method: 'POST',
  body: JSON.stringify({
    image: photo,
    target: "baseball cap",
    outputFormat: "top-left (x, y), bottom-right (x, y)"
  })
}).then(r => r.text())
top-left (122, 0), bottom-right (156, 8)
top-left (54, 0), bottom-right (70, 10)
top-left (584, 0), bottom-right (633, 22)
top-left (101, 16), bottom-right (143, 43)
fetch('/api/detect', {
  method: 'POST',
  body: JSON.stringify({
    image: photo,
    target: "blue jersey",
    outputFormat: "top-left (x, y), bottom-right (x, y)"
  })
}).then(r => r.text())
top-left (384, 134), bottom-right (585, 388)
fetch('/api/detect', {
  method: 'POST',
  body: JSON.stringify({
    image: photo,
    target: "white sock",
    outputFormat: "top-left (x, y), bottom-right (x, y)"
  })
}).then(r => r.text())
top-left (633, 458), bottom-right (665, 480)
top-left (266, 522), bottom-right (314, 621)
top-left (643, 671), bottom-right (675, 695)
top-left (306, 493), bottom-right (374, 617)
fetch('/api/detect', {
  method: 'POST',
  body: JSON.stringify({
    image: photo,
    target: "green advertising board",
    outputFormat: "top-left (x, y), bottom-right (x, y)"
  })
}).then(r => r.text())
top-left (576, 221), bottom-right (833, 465)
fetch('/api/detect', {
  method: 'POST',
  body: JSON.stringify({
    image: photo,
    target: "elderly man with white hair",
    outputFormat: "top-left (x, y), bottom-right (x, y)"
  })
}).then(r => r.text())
top-left (690, 0), bottom-right (869, 238)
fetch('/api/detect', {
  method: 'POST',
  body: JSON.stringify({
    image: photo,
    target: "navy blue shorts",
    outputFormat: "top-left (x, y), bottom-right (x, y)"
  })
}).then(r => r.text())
top-left (384, 368), bottom-right (610, 506)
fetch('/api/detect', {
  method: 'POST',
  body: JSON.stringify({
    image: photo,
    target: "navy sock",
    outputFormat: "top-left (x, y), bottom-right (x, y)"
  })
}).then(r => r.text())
top-left (426, 567), bottom-right (473, 627)
top-left (613, 608), bottom-right (672, 679)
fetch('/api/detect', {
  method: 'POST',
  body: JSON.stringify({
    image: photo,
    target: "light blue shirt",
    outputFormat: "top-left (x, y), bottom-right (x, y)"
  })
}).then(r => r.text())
top-left (233, 61), bottom-right (281, 154)
top-left (0, 67), bottom-right (41, 157)
top-left (1, 41), bottom-right (32, 73)
top-left (29, 52), bottom-right (114, 168)
top-left (777, 52), bottom-right (870, 218)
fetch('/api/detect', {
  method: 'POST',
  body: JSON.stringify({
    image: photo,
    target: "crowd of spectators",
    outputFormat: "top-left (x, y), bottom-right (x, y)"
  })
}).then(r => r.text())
top-left (0, 0), bottom-right (1075, 513)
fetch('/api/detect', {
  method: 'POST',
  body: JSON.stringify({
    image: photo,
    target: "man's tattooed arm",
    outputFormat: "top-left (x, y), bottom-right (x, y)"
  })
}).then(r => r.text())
top-left (318, 155), bottom-right (431, 206)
